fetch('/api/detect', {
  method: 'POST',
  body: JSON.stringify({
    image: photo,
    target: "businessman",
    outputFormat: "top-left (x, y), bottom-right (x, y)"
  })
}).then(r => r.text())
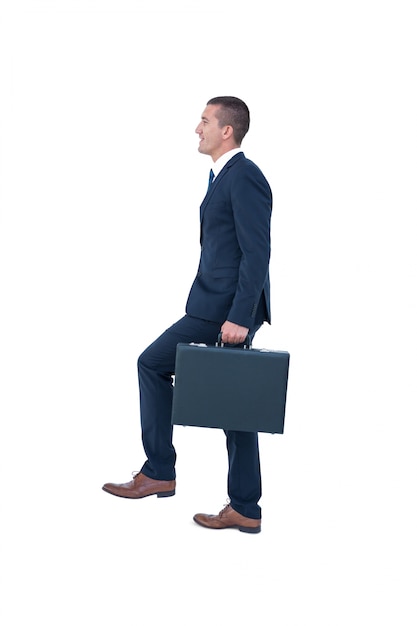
top-left (103, 96), bottom-right (272, 533)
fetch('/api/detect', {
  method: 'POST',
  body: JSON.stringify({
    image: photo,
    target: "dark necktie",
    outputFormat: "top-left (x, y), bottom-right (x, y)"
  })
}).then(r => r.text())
top-left (207, 169), bottom-right (214, 190)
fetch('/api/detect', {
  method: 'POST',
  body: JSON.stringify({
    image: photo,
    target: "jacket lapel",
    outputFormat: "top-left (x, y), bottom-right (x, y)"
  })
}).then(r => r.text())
top-left (199, 152), bottom-right (244, 222)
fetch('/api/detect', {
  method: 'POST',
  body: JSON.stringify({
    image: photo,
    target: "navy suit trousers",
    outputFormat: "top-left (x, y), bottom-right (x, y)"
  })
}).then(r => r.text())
top-left (137, 314), bottom-right (263, 519)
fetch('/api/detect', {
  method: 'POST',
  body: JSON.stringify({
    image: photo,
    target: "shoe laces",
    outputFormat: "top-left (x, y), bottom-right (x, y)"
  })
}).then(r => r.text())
top-left (219, 500), bottom-right (231, 517)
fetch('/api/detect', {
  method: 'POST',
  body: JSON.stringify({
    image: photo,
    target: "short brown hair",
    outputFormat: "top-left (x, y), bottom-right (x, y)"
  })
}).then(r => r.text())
top-left (207, 96), bottom-right (250, 145)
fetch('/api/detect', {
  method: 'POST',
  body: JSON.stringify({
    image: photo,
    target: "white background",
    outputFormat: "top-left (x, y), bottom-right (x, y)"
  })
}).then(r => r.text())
top-left (1, 1), bottom-right (416, 624)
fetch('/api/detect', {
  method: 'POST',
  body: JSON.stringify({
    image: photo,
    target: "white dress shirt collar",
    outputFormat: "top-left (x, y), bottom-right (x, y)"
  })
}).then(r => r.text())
top-left (211, 148), bottom-right (242, 179)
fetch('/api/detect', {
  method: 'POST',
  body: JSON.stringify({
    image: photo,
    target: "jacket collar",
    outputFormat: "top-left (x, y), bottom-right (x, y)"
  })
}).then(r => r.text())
top-left (211, 148), bottom-right (243, 178)
top-left (200, 152), bottom-right (245, 220)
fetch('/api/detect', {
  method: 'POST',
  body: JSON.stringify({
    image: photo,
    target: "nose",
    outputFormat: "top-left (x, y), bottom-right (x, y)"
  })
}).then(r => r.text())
top-left (195, 121), bottom-right (203, 134)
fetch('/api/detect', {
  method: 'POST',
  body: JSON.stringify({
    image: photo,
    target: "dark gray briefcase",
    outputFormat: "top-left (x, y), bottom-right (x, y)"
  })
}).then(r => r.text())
top-left (171, 338), bottom-right (290, 434)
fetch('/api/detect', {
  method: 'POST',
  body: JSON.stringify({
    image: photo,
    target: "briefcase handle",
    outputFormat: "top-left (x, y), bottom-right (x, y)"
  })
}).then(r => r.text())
top-left (216, 333), bottom-right (252, 350)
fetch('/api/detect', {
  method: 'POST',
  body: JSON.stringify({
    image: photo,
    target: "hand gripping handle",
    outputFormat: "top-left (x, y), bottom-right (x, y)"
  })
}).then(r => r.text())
top-left (216, 332), bottom-right (252, 349)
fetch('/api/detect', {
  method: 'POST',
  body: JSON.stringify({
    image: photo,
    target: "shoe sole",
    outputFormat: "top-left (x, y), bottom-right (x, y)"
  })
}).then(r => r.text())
top-left (156, 490), bottom-right (176, 498)
top-left (193, 517), bottom-right (261, 533)
top-left (102, 487), bottom-right (175, 499)
top-left (237, 524), bottom-right (261, 534)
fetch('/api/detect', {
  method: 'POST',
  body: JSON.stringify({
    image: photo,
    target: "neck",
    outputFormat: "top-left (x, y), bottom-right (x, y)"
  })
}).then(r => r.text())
top-left (212, 143), bottom-right (240, 162)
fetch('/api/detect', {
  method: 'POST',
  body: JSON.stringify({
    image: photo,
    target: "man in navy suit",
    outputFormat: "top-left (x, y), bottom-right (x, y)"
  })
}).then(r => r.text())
top-left (103, 97), bottom-right (272, 534)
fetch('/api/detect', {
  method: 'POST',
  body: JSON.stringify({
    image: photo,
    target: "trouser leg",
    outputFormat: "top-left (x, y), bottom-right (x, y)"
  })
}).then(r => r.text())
top-left (224, 324), bottom-right (263, 519)
top-left (137, 315), bottom-right (221, 480)
top-left (225, 430), bottom-right (262, 519)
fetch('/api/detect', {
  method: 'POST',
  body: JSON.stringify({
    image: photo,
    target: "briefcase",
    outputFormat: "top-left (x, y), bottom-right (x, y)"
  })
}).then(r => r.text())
top-left (171, 338), bottom-right (290, 434)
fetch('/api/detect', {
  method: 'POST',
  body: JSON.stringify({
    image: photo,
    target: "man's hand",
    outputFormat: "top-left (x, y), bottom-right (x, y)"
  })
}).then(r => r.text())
top-left (220, 321), bottom-right (249, 345)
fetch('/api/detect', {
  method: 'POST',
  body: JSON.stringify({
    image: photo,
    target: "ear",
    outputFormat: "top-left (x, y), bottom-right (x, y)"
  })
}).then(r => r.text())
top-left (222, 125), bottom-right (234, 140)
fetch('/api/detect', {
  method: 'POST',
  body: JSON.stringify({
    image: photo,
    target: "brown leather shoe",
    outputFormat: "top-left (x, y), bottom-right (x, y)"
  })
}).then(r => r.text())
top-left (102, 472), bottom-right (175, 499)
top-left (193, 504), bottom-right (261, 533)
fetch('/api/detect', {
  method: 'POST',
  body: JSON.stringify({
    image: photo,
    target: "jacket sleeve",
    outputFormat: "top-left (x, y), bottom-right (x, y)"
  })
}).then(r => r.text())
top-left (226, 162), bottom-right (272, 328)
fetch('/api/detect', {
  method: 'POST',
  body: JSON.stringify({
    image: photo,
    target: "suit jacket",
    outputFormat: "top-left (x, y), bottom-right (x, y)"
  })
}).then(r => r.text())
top-left (186, 152), bottom-right (272, 330)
